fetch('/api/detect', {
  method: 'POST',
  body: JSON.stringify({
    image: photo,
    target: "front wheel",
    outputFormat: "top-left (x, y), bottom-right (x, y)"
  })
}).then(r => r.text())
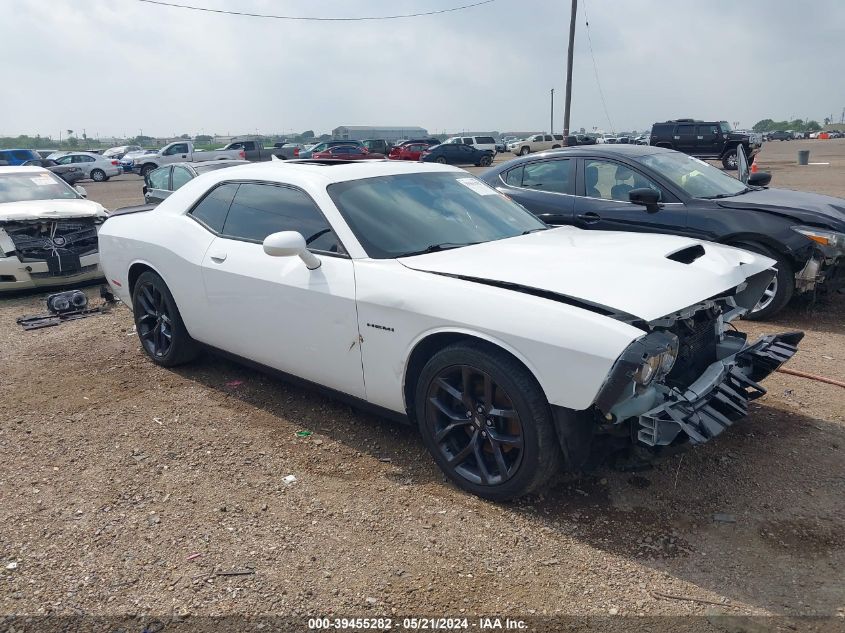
top-left (734, 243), bottom-right (794, 320)
top-left (415, 342), bottom-right (562, 501)
top-left (519, 146), bottom-right (530, 156)
top-left (435, 156), bottom-right (447, 164)
top-left (132, 271), bottom-right (199, 366)
top-left (140, 163), bottom-right (156, 177)
top-left (479, 155), bottom-right (493, 167)
top-left (722, 149), bottom-right (738, 170)
top-left (90, 169), bottom-right (106, 182)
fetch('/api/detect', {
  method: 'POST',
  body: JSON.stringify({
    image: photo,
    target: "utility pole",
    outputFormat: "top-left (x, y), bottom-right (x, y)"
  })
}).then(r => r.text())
top-left (563, 0), bottom-right (577, 142)
top-left (550, 88), bottom-right (554, 134)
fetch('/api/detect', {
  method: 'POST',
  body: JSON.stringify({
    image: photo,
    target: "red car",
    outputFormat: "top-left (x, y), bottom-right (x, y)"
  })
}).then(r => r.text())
top-left (311, 145), bottom-right (385, 160)
top-left (388, 143), bottom-right (430, 161)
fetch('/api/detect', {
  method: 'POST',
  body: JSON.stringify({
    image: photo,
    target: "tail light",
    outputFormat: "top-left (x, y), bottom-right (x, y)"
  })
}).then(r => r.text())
top-left (239, 151), bottom-right (245, 159)
top-left (294, 147), bottom-right (300, 157)
top-left (111, 160), bottom-right (119, 165)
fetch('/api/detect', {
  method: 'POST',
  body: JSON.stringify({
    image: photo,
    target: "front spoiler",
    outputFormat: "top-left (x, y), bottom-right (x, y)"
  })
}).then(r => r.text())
top-left (637, 331), bottom-right (804, 446)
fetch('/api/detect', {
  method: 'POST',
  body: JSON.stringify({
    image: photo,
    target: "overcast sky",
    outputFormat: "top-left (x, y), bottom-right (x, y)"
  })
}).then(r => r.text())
top-left (2, 0), bottom-right (843, 138)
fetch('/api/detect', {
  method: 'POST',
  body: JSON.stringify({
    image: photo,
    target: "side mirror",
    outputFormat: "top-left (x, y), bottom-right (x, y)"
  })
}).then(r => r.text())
top-left (262, 231), bottom-right (321, 270)
top-left (75, 185), bottom-right (87, 198)
top-left (748, 171), bottom-right (772, 187)
top-left (629, 188), bottom-right (660, 212)
top-left (142, 184), bottom-right (148, 195)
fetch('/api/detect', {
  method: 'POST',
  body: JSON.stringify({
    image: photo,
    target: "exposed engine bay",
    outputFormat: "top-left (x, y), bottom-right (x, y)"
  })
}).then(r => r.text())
top-left (2, 218), bottom-right (100, 278)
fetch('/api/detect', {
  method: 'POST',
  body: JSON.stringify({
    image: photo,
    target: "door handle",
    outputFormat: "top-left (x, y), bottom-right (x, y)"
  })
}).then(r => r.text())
top-left (209, 251), bottom-right (227, 263)
top-left (697, 136), bottom-right (703, 140)
top-left (577, 212), bottom-right (601, 224)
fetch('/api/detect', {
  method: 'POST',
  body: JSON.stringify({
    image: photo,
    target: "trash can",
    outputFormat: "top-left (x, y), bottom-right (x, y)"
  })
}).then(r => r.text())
top-left (798, 150), bottom-right (810, 165)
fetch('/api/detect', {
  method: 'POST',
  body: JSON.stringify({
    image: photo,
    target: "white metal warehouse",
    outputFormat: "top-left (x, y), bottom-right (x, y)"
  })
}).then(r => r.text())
top-left (332, 126), bottom-right (428, 141)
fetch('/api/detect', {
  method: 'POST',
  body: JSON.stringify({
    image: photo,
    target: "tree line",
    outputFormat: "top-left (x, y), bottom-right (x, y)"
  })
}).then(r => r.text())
top-left (752, 119), bottom-right (822, 133)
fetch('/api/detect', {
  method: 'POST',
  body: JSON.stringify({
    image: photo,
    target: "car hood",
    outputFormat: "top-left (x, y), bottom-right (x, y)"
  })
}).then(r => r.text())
top-left (0, 199), bottom-right (108, 222)
top-left (398, 227), bottom-right (774, 322)
top-left (716, 188), bottom-right (845, 231)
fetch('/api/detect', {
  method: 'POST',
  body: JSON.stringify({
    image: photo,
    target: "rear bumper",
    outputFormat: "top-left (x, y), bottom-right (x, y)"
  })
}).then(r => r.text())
top-left (637, 331), bottom-right (803, 446)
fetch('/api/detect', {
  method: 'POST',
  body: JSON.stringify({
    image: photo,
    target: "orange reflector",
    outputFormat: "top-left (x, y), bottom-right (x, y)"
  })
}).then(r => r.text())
top-left (806, 235), bottom-right (830, 246)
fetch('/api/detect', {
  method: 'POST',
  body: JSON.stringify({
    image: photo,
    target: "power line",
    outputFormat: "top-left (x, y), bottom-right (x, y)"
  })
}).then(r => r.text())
top-left (582, 0), bottom-right (614, 134)
top-left (132, 0), bottom-right (498, 21)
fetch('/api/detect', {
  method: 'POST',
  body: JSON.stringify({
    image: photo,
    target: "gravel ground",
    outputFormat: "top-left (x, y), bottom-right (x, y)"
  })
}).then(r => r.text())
top-left (1, 140), bottom-right (843, 629)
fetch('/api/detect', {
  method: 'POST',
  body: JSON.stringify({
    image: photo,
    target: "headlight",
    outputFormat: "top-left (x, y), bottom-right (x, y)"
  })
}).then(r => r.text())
top-left (793, 226), bottom-right (845, 253)
top-left (633, 334), bottom-right (678, 386)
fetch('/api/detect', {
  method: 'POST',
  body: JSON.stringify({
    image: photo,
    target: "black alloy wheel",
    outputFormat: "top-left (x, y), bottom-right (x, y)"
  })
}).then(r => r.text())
top-left (132, 271), bottom-right (199, 366)
top-left (426, 364), bottom-right (525, 486)
top-left (135, 280), bottom-right (173, 359)
top-left (416, 342), bottom-right (562, 500)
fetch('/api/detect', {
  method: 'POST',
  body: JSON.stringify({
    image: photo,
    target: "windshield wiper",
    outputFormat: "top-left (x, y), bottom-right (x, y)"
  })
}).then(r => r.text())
top-left (398, 242), bottom-right (483, 257)
top-left (702, 191), bottom-right (746, 199)
top-left (522, 228), bottom-right (547, 234)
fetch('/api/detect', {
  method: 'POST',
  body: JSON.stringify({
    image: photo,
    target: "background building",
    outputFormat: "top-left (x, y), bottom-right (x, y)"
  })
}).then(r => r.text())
top-left (332, 126), bottom-right (428, 141)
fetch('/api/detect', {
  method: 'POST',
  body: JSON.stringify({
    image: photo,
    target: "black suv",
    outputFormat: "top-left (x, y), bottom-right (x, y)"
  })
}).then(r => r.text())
top-left (650, 119), bottom-right (761, 170)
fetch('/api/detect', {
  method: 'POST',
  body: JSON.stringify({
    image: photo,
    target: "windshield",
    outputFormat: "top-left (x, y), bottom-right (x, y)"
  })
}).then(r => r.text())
top-left (327, 172), bottom-right (546, 258)
top-left (0, 172), bottom-right (81, 204)
top-left (634, 152), bottom-right (746, 199)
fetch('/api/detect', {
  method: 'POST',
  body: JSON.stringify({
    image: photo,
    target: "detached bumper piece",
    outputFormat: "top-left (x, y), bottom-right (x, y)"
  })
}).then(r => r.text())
top-left (637, 331), bottom-right (804, 447)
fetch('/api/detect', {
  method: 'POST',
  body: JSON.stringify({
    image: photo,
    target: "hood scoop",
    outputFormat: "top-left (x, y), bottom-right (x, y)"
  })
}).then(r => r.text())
top-left (666, 244), bottom-right (706, 264)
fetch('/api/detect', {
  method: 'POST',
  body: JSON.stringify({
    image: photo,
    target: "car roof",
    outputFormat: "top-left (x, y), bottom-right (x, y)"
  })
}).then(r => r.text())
top-left (526, 144), bottom-right (668, 159)
top-left (184, 159), bottom-right (463, 188)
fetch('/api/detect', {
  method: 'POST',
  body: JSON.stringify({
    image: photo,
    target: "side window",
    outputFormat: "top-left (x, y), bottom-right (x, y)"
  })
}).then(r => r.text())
top-left (697, 124), bottom-right (718, 136)
top-left (56, 156), bottom-right (72, 165)
top-left (544, 135), bottom-right (553, 142)
top-left (676, 124), bottom-right (695, 136)
top-left (243, 142), bottom-right (256, 151)
top-left (148, 167), bottom-right (170, 190)
top-left (171, 166), bottom-right (192, 190)
top-left (584, 159), bottom-right (663, 202)
top-left (166, 144), bottom-right (189, 156)
top-left (190, 182), bottom-right (239, 233)
top-left (462, 138), bottom-right (473, 144)
top-left (504, 166), bottom-right (524, 186)
top-left (521, 159), bottom-right (571, 193)
top-left (222, 183), bottom-right (342, 253)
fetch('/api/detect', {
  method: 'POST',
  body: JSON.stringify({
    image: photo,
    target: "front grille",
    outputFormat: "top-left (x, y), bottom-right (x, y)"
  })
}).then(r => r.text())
top-left (666, 311), bottom-right (719, 388)
top-left (6, 219), bottom-right (99, 277)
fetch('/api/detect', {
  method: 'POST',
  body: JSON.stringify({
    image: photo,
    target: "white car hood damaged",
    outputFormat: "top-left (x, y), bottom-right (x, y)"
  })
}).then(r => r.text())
top-left (399, 227), bottom-right (775, 322)
top-left (0, 199), bottom-right (108, 222)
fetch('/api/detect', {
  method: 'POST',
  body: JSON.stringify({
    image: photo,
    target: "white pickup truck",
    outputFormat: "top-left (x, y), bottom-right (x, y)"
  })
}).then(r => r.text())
top-left (132, 142), bottom-right (245, 177)
top-left (507, 134), bottom-right (566, 156)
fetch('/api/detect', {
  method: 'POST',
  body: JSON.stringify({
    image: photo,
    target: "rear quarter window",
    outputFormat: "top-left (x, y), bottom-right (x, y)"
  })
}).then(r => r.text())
top-left (189, 183), bottom-right (239, 233)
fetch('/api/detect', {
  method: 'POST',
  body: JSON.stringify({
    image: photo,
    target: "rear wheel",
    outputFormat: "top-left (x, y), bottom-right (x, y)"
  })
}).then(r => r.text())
top-left (435, 156), bottom-right (447, 164)
top-left (479, 155), bottom-right (493, 167)
top-left (733, 243), bottom-right (794, 320)
top-left (415, 342), bottom-right (561, 501)
top-left (519, 146), bottom-right (530, 156)
top-left (132, 271), bottom-right (199, 366)
top-left (90, 169), bottom-right (106, 182)
top-left (722, 149), bottom-right (738, 170)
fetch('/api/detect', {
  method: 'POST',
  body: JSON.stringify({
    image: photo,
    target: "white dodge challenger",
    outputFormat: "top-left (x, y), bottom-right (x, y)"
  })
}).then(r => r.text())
top-left (99, 160), bottom-right (802, 500)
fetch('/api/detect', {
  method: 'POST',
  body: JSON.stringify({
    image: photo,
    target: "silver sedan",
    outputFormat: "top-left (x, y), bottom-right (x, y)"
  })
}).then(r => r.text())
top-left (52, 152), bottom-right (122, 182)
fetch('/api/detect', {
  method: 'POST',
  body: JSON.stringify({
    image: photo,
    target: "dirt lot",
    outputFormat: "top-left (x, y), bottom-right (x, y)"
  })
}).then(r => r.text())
top-left (1, 140), bottom-right (844, 629)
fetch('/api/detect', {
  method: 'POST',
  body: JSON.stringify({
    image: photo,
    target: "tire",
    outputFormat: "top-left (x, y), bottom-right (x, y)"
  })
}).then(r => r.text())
top-left (519, 146), bottom-right (530, 156)
top-left (132, 271), bottom-right (199, 367)
top-left (479, 155), bottom-right (493, 167)
top-left (721, 148), bottom-right (738, 170)
top-left (435, 156), bottom-right (447, 164)
top-left (415, 341), bottom-right (562, 501)
top-left (551, 145), bottom-right (561, 149)
top-left (90, 169), bottom-right (106, 182)
top-left (140, 163), bottom-right (157, 177)
top-left (732, 243), bottom-right (794, 320)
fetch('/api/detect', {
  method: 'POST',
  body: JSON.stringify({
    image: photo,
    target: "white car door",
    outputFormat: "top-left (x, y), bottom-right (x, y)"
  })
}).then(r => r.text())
top-left (199, 181), bottom-right (365, 399)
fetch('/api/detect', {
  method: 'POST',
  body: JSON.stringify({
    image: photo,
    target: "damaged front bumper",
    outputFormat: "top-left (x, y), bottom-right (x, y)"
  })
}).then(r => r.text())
top-left (636, 331), bottom-right (804, 446)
